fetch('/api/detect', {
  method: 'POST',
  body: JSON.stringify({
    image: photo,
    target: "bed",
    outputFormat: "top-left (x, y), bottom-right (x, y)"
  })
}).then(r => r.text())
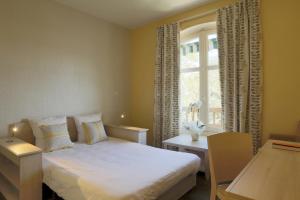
top-left (11, 120), bottom-right (201, 200)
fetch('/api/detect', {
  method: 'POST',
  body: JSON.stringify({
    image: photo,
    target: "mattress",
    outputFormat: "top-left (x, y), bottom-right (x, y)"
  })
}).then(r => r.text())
top-left (43, 137), bottom-right (200, 200)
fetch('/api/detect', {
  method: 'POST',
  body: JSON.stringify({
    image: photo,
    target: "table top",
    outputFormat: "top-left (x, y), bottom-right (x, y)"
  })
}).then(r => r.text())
top-left (162, 132), bottom-right (216, 151)
top-left (106, 124), bottom-right (149, 132)
top-left (0, 137), bottom-right (41, 157)
top-left (226, 140), bottom-right (300, 200)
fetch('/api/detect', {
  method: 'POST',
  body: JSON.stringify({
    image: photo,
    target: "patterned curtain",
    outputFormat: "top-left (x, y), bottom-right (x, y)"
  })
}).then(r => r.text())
top-left (217, 0), bottom-right (262, 152)
top-left (154, 23), bottom-right (180, 148)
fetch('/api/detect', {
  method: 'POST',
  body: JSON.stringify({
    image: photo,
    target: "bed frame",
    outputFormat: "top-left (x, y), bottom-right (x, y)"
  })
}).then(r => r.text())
top-left (10, 118), bottom-right (197, 200)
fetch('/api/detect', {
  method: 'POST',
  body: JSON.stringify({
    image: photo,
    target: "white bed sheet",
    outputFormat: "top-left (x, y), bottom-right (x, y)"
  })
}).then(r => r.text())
top-left (43, 137), bottom-right (200, 200)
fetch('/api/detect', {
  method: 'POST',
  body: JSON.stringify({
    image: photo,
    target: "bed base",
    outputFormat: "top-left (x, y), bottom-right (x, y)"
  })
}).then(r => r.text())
top-left (11, 121), bottom-right (197, 200)
top-left (158, 174), bottom-right (196, 200)
top-left (43, 174), bottom-right (196, 200)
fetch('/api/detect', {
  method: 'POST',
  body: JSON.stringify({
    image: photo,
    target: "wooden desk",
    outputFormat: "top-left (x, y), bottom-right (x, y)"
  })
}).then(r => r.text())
top-left (225, 140), bottom-right (300, 200)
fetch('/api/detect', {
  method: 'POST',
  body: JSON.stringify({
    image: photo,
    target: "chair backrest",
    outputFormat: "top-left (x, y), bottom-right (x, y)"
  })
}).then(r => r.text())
top-left (208, 132), bottom-right (253, 186)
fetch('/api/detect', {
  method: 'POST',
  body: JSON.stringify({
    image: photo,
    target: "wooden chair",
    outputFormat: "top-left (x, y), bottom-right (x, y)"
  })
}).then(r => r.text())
top-left (207, 132), bottom-right (253, 200)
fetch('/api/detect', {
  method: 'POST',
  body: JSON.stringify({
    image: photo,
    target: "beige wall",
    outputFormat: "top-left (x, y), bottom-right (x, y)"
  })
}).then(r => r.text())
top-left (129, 0), bottom-right (300, 145)
top-left (0, 0), bottom-right (130, 136)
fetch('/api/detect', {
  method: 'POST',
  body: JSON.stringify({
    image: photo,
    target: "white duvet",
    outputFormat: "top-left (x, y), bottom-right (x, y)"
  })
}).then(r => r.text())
top-left (43, 137), bottom-right (200, 200)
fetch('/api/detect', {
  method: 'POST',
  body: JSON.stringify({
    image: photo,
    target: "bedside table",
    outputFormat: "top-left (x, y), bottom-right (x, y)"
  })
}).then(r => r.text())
top-left (0, 137), bottom-right (42, 200)
top-left (105, 125), bottom-right (148, 144)
top-left (163, 132), bottom-right (217, 180)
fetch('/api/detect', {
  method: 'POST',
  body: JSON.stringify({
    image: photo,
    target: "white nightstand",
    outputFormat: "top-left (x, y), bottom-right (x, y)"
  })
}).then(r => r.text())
top-left (105, 125), bottom-right (148, 145)
top-left (163, 132), bottom-right (217, 180)
top-left (0, 137), bottom-right (42, 200)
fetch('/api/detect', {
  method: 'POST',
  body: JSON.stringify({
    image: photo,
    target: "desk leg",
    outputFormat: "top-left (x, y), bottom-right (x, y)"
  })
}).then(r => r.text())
top-left (163, 144), bottom-right (178, 151)
top-left (204, 151), bottom-right (210, 180)
top-left (162, 143), bottom-right (167, 149)
top-left (178, 147), bottom-right (186, 152)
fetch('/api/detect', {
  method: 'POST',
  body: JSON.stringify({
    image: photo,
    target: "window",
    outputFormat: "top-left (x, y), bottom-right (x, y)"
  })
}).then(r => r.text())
top-left (180, 24), bottom-right (222, 132)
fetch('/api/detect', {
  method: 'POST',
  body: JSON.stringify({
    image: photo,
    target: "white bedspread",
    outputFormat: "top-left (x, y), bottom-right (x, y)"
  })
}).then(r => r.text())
top-left (43, 137), bottom-right (200, 200)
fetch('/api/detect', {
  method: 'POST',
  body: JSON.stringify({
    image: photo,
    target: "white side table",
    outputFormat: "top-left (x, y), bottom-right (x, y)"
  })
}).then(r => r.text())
top-left (0, 137), bottom-right (42, 200)
top-left (105, 125), bottom-right (148, 145)
top-left (163, 133), bottom-right (216, 180)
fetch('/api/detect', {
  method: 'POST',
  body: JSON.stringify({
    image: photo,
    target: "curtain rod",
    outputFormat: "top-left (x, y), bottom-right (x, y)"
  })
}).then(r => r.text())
top-left (178, 8), bottom-right (218, 24)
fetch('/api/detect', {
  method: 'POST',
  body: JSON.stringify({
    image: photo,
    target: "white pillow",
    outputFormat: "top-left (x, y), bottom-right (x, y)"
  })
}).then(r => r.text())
top-left (39, 123), bottom-right (73, 152)
top-left (82, 121), bottom-right (107, 144)
top-left (73, 113), bottom-right (102, 143)
top-left (29, 116), bottom-right (67, 149)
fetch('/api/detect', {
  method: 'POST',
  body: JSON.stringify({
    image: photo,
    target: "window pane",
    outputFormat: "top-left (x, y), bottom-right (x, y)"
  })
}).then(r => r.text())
top-left (180, 38), bottom-right (199, 69)
top-left (208, 69), bottom-right (222, 128)
top-left (180, 71), bottom-right (200, 131)
top-left (208, 34), bottom-right (219, 66)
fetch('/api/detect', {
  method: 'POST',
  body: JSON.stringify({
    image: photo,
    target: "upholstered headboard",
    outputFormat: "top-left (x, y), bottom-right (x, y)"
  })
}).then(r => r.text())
top-left (9, 117), bottom-right (78, 145)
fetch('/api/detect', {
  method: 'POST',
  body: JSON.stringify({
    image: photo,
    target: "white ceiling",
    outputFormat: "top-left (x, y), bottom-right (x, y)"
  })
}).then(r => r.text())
top-left (54, 0), bottom-right (216, 29)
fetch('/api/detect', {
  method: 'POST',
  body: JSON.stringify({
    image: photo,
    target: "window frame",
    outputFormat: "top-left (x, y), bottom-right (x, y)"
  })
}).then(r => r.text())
top-left (180, 27), bottom-right (223, 132)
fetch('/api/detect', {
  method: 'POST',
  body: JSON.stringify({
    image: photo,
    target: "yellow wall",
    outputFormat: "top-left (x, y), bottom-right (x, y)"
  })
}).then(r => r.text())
top-left (261, 0), bottom-right (300, 141)
top-left (129, 0), bottom-right (300, 145)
